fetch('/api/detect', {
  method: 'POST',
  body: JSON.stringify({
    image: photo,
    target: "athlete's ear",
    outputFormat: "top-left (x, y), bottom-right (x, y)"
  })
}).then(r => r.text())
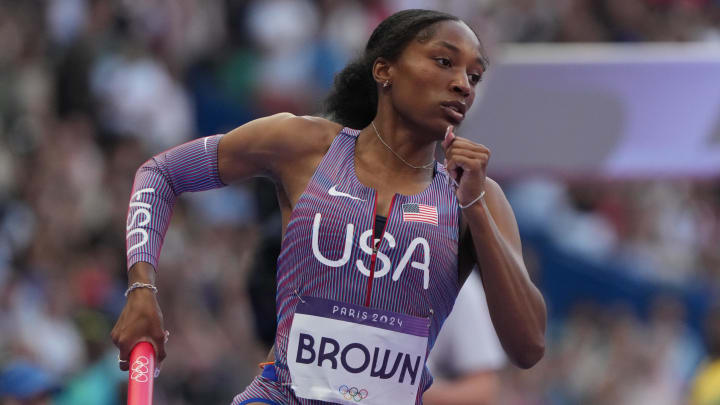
top-left (372, 57), bottom-right (393, 88)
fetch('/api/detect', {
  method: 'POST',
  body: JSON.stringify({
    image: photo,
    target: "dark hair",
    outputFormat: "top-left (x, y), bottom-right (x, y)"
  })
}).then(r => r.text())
top-left (324, 9), bottom-right (467, 129)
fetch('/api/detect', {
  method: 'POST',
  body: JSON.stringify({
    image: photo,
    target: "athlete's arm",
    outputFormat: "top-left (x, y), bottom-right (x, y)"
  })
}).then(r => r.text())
top-left (444, 131), bottom-right (545, 369)
top-left (459, 178), bottom-right (546, 369)
top-left (218, 113), bottom-right (307, 182)
top-left (114, 132), bottom-right (227, 370)
top-left (218, 113), bottom-right (340, 185)
top-left (112, 113), bottom-right (338, 370)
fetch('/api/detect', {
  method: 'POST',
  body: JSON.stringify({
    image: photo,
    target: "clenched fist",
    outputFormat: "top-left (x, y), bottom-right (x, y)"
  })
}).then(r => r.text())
top-left (441, 125), bottom-right (490, 207)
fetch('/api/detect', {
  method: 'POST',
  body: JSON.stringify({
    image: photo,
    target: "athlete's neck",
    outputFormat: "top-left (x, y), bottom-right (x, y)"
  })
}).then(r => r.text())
top-left (359, 114), bottom-right (437, 176)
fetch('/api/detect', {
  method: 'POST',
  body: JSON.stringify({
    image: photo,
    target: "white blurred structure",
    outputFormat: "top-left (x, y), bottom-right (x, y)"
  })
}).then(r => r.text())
top-left (465, 43), bottom-right (720, 178)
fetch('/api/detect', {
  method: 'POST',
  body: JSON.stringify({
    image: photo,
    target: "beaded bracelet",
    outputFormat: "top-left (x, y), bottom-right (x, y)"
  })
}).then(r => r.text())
top-left (459, 190), bottom-right (486, 209)
top-left (124, 282), bottom-right (158, 297)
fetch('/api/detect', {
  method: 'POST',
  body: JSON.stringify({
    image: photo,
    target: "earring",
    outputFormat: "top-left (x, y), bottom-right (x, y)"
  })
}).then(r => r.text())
top-left (383, 80), bottom-right (391, 88)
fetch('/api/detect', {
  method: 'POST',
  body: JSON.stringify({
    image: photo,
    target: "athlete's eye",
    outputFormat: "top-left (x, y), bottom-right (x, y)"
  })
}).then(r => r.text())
top-left (434, 57), bottom-right (452, 67)
top-left (469, 73), bottom-right (482, 85)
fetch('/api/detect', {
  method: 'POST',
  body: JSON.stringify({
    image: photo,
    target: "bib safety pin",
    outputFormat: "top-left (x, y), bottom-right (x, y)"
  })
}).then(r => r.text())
top-left (294, 289), bottom-right (306, 303)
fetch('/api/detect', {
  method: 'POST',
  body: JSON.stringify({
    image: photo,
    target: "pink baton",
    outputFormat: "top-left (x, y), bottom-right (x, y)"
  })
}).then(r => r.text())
top-left (127, 342), bottom-right (155, 405)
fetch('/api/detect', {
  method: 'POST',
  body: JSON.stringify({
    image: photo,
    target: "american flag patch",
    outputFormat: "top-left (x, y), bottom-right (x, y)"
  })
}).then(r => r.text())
top-left (402, 203), bottom-right (438, 226)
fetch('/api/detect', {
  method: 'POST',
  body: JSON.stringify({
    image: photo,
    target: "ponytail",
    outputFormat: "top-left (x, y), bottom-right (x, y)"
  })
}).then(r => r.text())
top-left (324, 58), bottom-right (377, 130)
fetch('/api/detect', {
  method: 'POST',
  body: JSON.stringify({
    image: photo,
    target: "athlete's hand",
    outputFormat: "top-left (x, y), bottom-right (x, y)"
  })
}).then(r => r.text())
top-left (441, 125), bottom-right (490, 206)
top-left (111, 263), bottom-right (168, 373)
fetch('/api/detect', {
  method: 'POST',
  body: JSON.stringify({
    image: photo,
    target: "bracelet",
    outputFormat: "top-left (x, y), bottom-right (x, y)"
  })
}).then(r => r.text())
top-left (125, 282), bottom-right (158, 297)
top-left (459, 190), bottom-right (486, 209)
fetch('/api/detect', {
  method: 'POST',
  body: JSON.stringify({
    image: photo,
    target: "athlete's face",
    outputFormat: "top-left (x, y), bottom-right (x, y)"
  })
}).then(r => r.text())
top-left (384, 21), bottom-right (486, 137)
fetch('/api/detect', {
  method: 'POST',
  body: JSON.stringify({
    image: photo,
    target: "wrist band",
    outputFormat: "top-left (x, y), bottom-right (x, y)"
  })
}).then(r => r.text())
top-left (459, 190), bottom-right (486, 209)
top-left (125, 282), bottom-right (158, 297)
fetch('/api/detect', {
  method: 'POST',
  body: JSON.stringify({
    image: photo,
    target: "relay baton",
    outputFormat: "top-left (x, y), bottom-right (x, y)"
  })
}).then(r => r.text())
top-left (127, 342), bottom-right (155, 405)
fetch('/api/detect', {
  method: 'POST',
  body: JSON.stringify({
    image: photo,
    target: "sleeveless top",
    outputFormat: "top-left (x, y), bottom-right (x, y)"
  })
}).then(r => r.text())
top-left (274, 128), bottom-right (461, 404)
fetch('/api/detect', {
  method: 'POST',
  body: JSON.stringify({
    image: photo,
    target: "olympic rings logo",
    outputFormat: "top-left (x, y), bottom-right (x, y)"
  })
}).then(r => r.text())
top-left (130, 355), bottom-right (150, 383)
top-left (338, 385), bottom-right (368, 402)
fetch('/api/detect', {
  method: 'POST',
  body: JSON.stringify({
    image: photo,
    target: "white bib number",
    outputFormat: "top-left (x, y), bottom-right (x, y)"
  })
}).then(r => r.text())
top-left (287, 297), bottom-right (429, 405)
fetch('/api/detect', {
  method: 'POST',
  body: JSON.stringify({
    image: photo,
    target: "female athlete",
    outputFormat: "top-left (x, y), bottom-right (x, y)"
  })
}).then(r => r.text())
top-left (111, 9), bottom-right (546, 405)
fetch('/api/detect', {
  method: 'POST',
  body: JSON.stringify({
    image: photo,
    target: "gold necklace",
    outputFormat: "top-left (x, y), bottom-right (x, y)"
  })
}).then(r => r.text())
top-left (371, 121), bottom-right (435, 169)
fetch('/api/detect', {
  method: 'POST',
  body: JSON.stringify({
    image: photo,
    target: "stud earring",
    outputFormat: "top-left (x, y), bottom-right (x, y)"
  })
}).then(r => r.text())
top-left (383, 80), bottom-right (391, 88)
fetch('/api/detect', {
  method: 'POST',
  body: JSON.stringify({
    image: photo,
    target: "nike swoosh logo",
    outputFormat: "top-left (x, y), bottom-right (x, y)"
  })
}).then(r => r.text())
top-left (328, 185), bottom-right (364, 201)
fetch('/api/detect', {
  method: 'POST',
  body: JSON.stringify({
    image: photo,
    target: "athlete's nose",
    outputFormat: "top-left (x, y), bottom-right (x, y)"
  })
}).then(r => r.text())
top-left (450, 73), bottom-right (471, 99)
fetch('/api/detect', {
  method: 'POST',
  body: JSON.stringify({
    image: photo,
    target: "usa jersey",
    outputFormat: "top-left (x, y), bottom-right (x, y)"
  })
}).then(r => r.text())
top-left (274, 128), bottom-right (461, 404)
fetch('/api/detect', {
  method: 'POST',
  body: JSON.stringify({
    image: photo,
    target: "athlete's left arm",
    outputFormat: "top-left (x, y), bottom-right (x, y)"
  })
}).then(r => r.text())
top-left (444, 130), bottom-right (546, 369)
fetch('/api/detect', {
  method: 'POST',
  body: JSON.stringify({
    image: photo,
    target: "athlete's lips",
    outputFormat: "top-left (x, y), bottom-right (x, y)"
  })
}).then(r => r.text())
top-left (440, 100), bottom-right (467, 124)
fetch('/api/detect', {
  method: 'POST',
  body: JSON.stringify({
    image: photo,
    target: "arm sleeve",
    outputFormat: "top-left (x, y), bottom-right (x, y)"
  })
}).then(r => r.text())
top-left (125, 135), bottom-right (226, 271)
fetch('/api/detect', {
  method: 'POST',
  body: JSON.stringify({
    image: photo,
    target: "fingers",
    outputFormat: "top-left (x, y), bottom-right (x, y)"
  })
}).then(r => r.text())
top-left (441, 127), bottom-right (491, 172)
top-left (116, 336), bottom-right (168, 373)
top-left (445, 138), bottom-right (491, 157)
top-left (446, 155), bottom-right (480, 175)
top-left (444, 131), bottom-right (490, 181)
top-left (119, 357), bottom-right (130, 371)
top-left (447, 147), bottom-right (490, 160)
top-left (441, 125), bottom-right (455, 149)
top-left (442, 126), bottom-right (459, 182)
top-left (153, 329), bottom-right (168, 364)
top-left (111, 324), bottom-right (131, 371)
top-left (111, 316), bottom-right (168, 371)
top-left (117, 342), bottom-right (132, 371)
top-left (157, 330), bottom-right (169, 376)
top-left (446, 149), bottom-right (490, 172)
top-left (135, 328), bottom-right (168, 367)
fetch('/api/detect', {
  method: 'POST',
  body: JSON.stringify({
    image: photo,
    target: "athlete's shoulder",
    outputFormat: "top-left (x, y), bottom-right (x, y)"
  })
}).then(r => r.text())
top-left (219, 113), bottom-right (341, 183)
top-left (270, 113), bottom-right (344, 153)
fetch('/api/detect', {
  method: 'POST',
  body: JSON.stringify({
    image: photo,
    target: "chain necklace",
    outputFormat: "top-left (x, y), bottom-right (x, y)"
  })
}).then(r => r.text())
top-left (371, 121), bottom-right (435, 170)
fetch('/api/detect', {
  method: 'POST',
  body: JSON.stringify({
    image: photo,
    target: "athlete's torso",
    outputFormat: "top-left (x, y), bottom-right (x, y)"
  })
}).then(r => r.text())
top-left (274, 128), bottom-right (461, 404)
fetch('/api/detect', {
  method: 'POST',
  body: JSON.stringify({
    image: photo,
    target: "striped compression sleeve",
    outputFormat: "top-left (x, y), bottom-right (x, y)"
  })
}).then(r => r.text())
top-left (126, 135), bottom-right (226, 271)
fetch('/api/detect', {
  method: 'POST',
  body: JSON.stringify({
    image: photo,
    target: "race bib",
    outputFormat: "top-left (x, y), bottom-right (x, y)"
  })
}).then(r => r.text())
top-left (287, 297), bottom-right (429, 405)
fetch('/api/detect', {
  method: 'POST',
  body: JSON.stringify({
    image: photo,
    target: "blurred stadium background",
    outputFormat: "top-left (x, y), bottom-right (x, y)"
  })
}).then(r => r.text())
top-left (1, 0), bottom-right (719, 404)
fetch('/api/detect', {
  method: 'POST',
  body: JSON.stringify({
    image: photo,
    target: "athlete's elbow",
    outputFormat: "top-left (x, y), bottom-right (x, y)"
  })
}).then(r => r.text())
top-left (510, 336), bottom-right (545, 369)
top-left (136, 156), bottom-right (161, 176)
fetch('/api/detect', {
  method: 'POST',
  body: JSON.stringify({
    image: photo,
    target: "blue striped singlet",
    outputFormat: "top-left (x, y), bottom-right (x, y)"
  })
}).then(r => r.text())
top-left (259, 128), bottom-right (461, 404)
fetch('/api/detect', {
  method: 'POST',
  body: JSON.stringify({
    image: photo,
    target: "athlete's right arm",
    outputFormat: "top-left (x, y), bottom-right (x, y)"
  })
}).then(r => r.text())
top-left (112, 113), bottom-right (330, 370)
top-left (123, 113), bottom-right (307, 272)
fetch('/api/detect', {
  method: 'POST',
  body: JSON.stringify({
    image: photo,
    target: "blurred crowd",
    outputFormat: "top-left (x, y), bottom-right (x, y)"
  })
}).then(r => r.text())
top-left (502, 178), bottom-right (720, 404)
top-left (498, 298), bottom-right (711, 405)
top-left (0, 0), bottom-right (719, 404)
top-left (509, 179), bottom-right (720, 287)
